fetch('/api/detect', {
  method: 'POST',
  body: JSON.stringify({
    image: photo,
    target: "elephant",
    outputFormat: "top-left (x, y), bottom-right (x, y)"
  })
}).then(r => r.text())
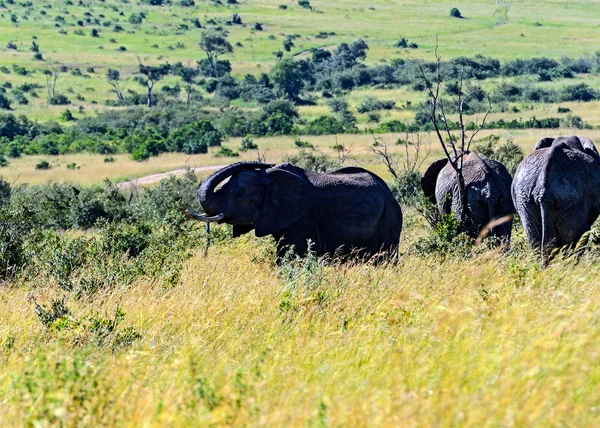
top-left (512, 135), bottom-right (600, 261)
top-left (186, 161), bottom-right (403, 262)
top-left (421, 152), bottom-right (515, 242)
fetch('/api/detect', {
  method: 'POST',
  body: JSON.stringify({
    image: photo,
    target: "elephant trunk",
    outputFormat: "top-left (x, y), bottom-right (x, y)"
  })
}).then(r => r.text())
top-left (197, 161), bottom-right (273, 218)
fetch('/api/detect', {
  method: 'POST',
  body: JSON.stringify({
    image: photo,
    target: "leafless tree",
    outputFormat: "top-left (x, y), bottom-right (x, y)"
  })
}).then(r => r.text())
top-left (368, 132), bottom-right (429, 181)
top-left (367, 137), bottom-right (400, 180)
top-left (332, 136), bottom-right (355, 166)
top-left (256, 149), bottom-right (268, 163)
top-left (396, 132), bottom-right (429, 175)
top-left (417, 40), bottom-right (492, 221)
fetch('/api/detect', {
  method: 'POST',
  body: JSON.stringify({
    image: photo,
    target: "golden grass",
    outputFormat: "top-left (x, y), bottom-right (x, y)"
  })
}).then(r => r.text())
top-left (3, 128), bottom-right (599, 186)
top-left (1, 232), bottom-right (599, 425)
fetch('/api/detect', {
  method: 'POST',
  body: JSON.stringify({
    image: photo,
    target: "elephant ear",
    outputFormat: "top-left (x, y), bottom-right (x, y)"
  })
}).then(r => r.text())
top-left (534, 137), bottom-right (555, 150)
top-left (578, 136), bottom-right (600, 161)
top-left (421, 158), bottom-right (448, 204)
top-left (254, 168), bottom-right (313, 237)
top-left (233, 224), bottom-right (255, 238)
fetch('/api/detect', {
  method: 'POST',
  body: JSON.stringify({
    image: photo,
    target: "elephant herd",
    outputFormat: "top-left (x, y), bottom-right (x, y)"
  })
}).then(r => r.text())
top-left (186, 135), bottom-right (600, 264)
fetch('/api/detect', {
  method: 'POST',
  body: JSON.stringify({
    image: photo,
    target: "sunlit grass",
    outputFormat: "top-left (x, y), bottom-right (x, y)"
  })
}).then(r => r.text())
top-left (2, 128), bottom-right (597, 186)
top-left (1, 230), bottom-right (599, 425)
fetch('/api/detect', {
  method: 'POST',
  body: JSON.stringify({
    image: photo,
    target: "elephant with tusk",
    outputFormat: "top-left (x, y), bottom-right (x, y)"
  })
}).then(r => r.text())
top-left (186, 161), bottom-right (403, 262)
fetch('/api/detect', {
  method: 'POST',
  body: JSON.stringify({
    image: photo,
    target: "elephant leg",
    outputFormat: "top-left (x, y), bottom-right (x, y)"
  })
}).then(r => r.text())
top-left (274, 216), bottom-right (316, 263)
top-left (554, 204), bottom-right (594, 252)
top-left (518, 199), bottom-right (543, 250)
top-left (492, 216), bottom-right (514, 245)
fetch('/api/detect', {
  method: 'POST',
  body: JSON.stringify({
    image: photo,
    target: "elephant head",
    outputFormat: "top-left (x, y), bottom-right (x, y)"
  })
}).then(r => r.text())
top-left (421, 158), bottom-right (449, 205)
top-left (534, 136), bottom-right (600, 161)
top-left (188, 162), bottom-right (314, 237)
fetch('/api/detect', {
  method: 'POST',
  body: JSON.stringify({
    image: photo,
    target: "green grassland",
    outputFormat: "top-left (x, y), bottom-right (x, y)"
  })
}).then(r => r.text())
top-left (2, 0), bottom-right (600, 122)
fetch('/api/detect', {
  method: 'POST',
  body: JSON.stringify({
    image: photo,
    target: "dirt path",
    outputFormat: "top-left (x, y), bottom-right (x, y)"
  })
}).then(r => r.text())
top-left (116, 165), bottom-right (227, 189)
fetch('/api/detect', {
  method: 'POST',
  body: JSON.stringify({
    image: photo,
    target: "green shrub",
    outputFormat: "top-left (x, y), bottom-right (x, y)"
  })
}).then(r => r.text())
top-left (0, 202), bottom-right (37, 279)
top-left (472, 134), bottom-right (524, 175)
top-left (35, 160), bottom-right (51, 170)
top-left (284, 150), bottom-right (338, 173)
top-left (390, 171), bottom-right (422, 205)
top-left (239, 137), bottom-right (258, 151)
top-left (60, 109), bottom-right (76, 122)
top-left (450, 7), bottom-right (463, 18)
top-left (0, 94), bottom-right (11, 110)
top-left (357, 97), bottom-right (395, 113)
top-left (214, 147), bottom-right (239, 157)
top-left (49, 94), bottom-right (70, 105)
top-left (293, 138), bottom-right (314, 149)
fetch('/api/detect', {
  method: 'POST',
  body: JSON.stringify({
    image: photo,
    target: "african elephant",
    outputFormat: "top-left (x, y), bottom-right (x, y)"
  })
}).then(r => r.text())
top-left (512, 136), bottom-right (600, 260)
top-left (421, 152), bottom-right (515, 242)
top-left (186, 162), bottom-right (403, 261)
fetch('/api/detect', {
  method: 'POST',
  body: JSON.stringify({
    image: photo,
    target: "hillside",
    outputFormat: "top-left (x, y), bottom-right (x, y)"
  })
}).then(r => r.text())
top-left (1, 0), bottom-right (600, 123)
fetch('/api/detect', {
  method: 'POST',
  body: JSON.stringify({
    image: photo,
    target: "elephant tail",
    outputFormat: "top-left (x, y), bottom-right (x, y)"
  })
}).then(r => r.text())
top-left (540, 204), bottom-right (551, 266)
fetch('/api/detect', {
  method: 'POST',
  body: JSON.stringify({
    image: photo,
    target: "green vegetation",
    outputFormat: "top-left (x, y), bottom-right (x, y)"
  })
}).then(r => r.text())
top-left (3, 1), bottom-right (600, 424)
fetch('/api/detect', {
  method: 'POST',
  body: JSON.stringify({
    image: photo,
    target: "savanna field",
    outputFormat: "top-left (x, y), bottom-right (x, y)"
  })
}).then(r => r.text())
top-left (1, 0), bottom-right (600, 426)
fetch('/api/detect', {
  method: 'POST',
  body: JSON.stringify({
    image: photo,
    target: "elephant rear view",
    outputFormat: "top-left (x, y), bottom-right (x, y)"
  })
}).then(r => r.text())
top-left (187, 162), bottom-right (403, 262)
top-left (512, 136), bottom-right (600, 261)
top-left (421, 152), bottom-right (514, 242)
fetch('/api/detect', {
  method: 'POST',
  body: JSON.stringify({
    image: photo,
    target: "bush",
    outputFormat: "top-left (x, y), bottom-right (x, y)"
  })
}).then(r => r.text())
top-left (305, 115), bottom-right (356, 135)
top-left (0, 94), bottom-right (11, 110)
top-left (0, 154), bottom-right (8, 167)
top-left (390, 171), bottom-right (422, 205)
top-left (0, 203), bottom-right (37, 279)
top-left (239, 137), bottom-right (258, 151)
top-left (35, 160), bottom-right (51, 170)
top-left (450, 8), bottom-right (463, 18)
top-left (357, 97), bottom-right (396, 113)
top-left (293, 139), bottom-right (314, 149)
top-left (168, 120), bottom-right (222, 154)
top-left (60, 109), bottom-right (76, 122)
top-left (284, 150), bottom-right (338, 173)
top-left (49, 94), bottom-right (70, 105)
top-left (472, 134), bottom-right (524, 175)
top-left (559, 83), bottom-right (598, 102)
top-left (214, 147), bottom-right (239, 157)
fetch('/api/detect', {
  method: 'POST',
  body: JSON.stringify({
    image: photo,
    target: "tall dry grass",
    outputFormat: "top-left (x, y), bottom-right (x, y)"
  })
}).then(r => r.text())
top-left (1, 234), bottom-right (599, 426)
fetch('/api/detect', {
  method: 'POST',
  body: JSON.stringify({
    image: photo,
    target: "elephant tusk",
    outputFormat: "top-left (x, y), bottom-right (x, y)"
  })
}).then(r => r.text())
top-left (181, 203), bottom-right (225, 222)
top-left (185, 210), bottom-right (225, 222)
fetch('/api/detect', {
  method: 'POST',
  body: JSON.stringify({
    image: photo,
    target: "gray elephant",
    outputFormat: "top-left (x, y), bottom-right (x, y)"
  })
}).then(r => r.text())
top-left (512, 136), bottom-right (600, 260)
top-left (186, 161), bottom-right (403, 261)
top-left (421, 152), bottom-right (515, 242)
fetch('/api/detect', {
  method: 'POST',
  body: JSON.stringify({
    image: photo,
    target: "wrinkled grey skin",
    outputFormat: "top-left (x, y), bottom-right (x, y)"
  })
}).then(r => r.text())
top-left (512, 136), bottom-right (600, 260)
top-left (421, 152), bottom-right (515, 242)
top-left (193, 161), bottom-right (403, 261)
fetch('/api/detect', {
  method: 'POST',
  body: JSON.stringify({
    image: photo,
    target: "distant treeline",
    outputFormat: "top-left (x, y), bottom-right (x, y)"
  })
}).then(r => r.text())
top-left (1, 38), bottom-right (599, 161)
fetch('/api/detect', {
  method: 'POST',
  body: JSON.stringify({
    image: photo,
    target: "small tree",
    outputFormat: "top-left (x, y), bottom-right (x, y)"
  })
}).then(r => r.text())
top-left (270, 58), bottom-right (305, 101)
top-left (199, 30), bottom-right (233, 78)
top-left (418, 41), bottom-right (492, 222)
top-left (43, 64), bottom-right (63, 98)
top-left (368, 133), bottom-right (429, 203)
top-left (174, 62), bottom-right (200, 104)
top-left (134, 59), bottom-right (171, 107)
top-left (106, 68), bottom-right (127, 101)
top-left (493, 0), bottom-right (510, 25)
